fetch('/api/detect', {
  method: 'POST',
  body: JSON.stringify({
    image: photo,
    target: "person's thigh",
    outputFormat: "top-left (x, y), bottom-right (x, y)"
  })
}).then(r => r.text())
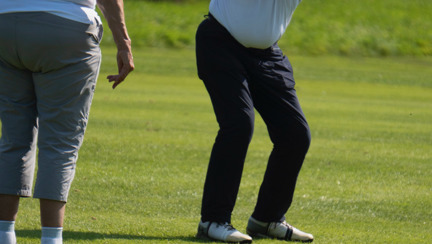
top-left (196, 18), bottom-right (255, 130)
top-left (248, 46), bottom-right (309, 144)
top-left (13, 12), bottom-right (102, 202)
top-left (0, 13), bottom-right (38, 197)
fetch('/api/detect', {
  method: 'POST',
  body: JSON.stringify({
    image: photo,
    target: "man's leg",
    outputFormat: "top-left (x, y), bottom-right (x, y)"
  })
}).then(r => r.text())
top-left (248, 47), bottom-right (311, 222)
top-left (6, 15), bottom-right (101, 242)
top-left (24, 13), bottom-right (102, 244)
top-left (194, 16), bottom-right (254, 243)
top-left (40, 199), bottom-right (66, 227)
top-left (244, 46), bottom-right (314, 242)
top-left (200, 71), bottom-right (255, 223)
top-left (0, 195), bottom-right (20, 221)
top-left (0, 62), bottom-right (36, 221)
top-left (252, 88), bottom-right (310, 222)
top-left (39, 199), bottom-right (66, 244)
top-left (0, 14), bottom-right (38, 244)
top-left (28, 14), bottom-right (101, 202)
top-left (196, 16), bottom-right (256, 224)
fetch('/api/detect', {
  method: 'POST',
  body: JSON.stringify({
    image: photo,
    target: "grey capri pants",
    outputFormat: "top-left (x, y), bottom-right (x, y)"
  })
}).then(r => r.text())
top-left (0, 12), bottom-right (102, 202)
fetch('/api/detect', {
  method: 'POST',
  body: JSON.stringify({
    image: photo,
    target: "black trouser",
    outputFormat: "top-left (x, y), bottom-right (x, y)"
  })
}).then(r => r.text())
top-left (196, 15), bottom-right (311, 223)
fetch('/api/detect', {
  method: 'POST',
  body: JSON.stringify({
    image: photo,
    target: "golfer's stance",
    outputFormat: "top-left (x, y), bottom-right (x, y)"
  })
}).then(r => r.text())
top-left (196, 0), bottom-right (313, 243)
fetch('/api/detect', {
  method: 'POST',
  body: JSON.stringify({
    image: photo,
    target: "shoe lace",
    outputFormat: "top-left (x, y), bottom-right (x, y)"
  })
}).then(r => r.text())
top-left (216, 222), bottom-right (235, 231)
top-left (279, 221), bottom-right (293, 240)
top-left (280, 221), bottom-right (292, 228)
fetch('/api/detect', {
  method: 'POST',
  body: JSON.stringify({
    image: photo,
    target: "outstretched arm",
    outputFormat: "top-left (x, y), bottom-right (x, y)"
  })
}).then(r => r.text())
top-left (97, 0), bottom-right (135, 89)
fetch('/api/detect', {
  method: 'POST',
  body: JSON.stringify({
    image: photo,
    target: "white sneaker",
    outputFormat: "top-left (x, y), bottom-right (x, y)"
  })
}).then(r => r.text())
top-left (246, 217), bottom-right (314, 242)
top-left (196, 221), bottom-right (253, 243)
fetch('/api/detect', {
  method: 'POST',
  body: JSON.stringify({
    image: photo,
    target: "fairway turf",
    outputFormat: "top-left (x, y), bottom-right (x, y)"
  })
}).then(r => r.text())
top-left (3, 48), bottom-right (432, 243)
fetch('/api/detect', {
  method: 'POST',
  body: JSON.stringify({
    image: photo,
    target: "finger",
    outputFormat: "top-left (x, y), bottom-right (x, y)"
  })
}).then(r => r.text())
top-left (106, 74), bottom-right (122, 86)
top-left (112, 80), bottom-right (122, 89)
top-left (107, 73), bottom-right (126, 89)
top-left (107, 67), bottom-right (129, 82)
top-left (111, 64), bottom-right (133, 81)
top-left (106, 75), bottom-right (117, 82)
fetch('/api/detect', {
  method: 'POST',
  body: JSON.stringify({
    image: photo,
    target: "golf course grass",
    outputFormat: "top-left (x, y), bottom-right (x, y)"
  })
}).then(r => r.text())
top-left (2, 0), bottom-right (432, 242)
top-left (7, 47), bottom-right (431, 243)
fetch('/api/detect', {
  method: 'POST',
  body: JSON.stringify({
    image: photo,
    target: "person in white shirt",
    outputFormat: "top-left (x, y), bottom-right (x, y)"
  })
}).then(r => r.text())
top-left (195, 0), bottom-right (314, 242)
top-left (0, 1), bottom-right (134, 243)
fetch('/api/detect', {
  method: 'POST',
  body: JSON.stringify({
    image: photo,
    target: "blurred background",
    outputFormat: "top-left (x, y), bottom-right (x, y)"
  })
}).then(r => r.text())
top-left (100, 0), bottom-right (432, 57)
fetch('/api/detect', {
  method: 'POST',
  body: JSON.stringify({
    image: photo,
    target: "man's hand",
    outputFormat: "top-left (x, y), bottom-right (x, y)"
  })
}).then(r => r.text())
top-left (107, 49), bottom-right (134, 89)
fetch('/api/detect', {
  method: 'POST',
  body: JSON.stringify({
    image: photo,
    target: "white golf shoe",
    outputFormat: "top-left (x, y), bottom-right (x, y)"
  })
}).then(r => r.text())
top-left (246, 217), bottom-right (314, 242)
top-left (196, 221), bottom-right (253, 243)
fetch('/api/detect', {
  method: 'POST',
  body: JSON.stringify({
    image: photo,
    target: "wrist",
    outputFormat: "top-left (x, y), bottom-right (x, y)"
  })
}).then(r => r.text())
top-left (116, 38), bottom-right (132, 51)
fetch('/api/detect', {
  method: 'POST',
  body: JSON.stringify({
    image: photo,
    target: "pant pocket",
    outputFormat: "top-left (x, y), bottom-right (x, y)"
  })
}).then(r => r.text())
top-left (86, 19), bottom-right (103, 44)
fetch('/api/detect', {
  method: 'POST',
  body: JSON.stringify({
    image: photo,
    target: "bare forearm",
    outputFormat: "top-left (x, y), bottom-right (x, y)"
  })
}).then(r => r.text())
top-left (97, 0), bottom-right (134, 88)
top-left (97, 0), bottom-right (131, 51)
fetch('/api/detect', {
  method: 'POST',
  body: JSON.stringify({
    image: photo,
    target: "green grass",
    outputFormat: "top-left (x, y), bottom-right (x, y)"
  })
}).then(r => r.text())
top-left (98, 0), bottom-right (432, 56)
top-left (4, 47), bottom-right (431, 243)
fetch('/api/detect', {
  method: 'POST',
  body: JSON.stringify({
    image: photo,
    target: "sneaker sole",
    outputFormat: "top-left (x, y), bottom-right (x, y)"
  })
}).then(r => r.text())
top-left (247, 230), bottom-right (313, 243)
top-left (196, 232), bottom-right (253, 243)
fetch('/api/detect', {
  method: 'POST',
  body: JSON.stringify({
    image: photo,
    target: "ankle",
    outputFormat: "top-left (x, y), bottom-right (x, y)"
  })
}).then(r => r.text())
top-left (41, 227), bottom-right (63, 244)
top-left (249, 216), bottom-right (268, 227)
top-left (0, 220), bottom-right (15, 231)
top-left (0, 220), bottom-right (16, 244)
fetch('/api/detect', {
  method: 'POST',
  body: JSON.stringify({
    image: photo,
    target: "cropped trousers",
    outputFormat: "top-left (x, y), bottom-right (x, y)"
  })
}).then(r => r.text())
top-left (0, 12), bottom-right (102, 202)
top-left (196, 15), bottom-right (311, 223)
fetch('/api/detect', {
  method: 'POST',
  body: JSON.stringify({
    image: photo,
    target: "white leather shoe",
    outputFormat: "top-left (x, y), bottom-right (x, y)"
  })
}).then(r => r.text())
top-left (197, 221), bottom-right (253, 243)
top-left (247, 217), bottom-right (313, 242)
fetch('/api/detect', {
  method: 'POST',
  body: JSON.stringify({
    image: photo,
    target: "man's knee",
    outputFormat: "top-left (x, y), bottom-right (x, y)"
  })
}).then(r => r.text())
top-left (218, 114), bottom-right (255, 144)
top-left (272, 124), bottom-right (311, 152)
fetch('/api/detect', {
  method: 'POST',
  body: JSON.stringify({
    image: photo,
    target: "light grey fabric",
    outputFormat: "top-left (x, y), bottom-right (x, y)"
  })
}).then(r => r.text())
top-left (63, 0), bottom-right (96, 8)
top-left (0, 12), bottom-right (102, 202)
top-left (209, 0), bottom-right (302, 49)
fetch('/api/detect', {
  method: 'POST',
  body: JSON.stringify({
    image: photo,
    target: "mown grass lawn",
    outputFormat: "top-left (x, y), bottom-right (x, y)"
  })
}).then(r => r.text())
top-left (7, 47), bottom-right (432, 243)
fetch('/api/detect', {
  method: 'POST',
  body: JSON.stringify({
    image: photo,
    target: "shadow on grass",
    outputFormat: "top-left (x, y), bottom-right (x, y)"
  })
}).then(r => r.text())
top-left (16, 229), bottom-right (210, 243)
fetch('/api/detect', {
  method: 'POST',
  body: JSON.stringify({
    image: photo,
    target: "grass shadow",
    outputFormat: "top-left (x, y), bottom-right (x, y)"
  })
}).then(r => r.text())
top-left (16, 229), bottom-right (210, 243)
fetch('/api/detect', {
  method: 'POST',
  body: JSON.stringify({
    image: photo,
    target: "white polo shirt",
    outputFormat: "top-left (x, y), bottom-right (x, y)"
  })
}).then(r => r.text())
top-left (209, 0), bottom-right (302, 49)
top-left (0, 0), bottom-right (100, 24)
